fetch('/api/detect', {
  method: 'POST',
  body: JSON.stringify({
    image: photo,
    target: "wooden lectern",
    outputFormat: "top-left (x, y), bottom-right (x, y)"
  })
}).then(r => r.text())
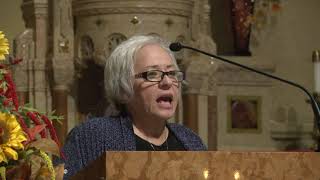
top-left (72, 151), bottom-right (320, 180)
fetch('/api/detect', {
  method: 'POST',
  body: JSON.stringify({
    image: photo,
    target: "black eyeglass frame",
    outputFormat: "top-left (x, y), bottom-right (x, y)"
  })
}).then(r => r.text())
top-left (134, 70), bottom-right (185, 82)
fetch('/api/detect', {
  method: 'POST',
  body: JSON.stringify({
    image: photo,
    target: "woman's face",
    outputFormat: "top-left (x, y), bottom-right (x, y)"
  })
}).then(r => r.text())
top-left (127, 44), bottom-right (180, 122)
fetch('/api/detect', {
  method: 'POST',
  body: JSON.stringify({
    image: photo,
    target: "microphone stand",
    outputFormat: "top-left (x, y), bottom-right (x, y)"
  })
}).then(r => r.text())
top-left (170, 43), bottom-right (320, 152)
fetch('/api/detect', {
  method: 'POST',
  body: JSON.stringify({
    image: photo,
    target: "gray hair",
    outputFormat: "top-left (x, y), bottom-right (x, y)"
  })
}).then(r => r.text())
top-left (104, 35), bottom-right (179, 111)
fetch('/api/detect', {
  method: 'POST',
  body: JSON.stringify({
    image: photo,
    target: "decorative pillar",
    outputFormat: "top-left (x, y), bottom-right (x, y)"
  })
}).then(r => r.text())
top-left (52, 60), bottom-right (74, 145)
top-left (20, 0), bottom-right (50, 112)
top-left (207, 95), bottom-right (217, 150)
top-left (33, 60), bottom-right (48, 111)
top-left (52, 0), bottom-right (74, 144)
top-left (31, 0), bottom-right (50, 112)
top-left (182, 52), bottom-right (218, 143)
top-left (13, 29), bottom-right (35, 106)
top-left (201, 0), bottom-right (213, 36)
top-left (52, 85), bottom-right (69, 145)
top-left (182, 93), bottom-right (198, 133)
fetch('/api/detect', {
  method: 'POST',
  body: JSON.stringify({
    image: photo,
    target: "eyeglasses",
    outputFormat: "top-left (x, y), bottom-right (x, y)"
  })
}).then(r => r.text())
top-left (135, 70), bottom-right (185, 82)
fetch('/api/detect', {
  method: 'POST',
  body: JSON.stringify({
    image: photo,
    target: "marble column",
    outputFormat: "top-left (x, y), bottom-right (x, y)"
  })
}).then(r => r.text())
top-left (13, 29), bottom-right (34, 106)
top-left (32, 1), bottom-right (50, 113)
top-left (207, 95), bottom-right (217, 150)
top-left (182, 93), bottom-right (199, 133)
top-left (52, 85), bottom-right (69, 145)
top-left (51, 0), bottom-right (74, 144)
top-left (51, 58), bottom-right (74, 145)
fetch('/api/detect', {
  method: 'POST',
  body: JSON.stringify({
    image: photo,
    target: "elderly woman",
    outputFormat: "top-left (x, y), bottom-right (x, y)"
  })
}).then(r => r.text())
top-left (62, 35), bottom-right (206, 179)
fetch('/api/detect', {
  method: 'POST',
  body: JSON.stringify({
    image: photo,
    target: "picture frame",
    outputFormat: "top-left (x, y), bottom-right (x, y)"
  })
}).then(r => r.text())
top-left (227, 96), bottom-right (261, 133)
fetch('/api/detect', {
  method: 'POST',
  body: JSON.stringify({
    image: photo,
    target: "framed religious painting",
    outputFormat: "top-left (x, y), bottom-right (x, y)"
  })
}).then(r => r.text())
top-left (227, 96), bottom-right (262, 133)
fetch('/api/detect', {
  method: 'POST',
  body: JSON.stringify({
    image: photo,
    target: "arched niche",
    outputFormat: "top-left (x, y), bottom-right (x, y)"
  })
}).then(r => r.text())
top-left (76, 35), bottom-right (108, 120)
top-left (79, 35), bottom-right (95, 60)
top-left (104, 33), bottom-right (127, 57)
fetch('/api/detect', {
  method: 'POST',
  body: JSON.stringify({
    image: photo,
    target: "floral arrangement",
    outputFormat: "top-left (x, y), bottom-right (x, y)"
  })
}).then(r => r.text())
top-left (0, 31), bottom-right (63, 179)
top-left (231, 0), bottom-right (283, 52)
top-left (250, 0), bottom-right (282, 31)
top-left (232, 0), bottom-right (282, 34)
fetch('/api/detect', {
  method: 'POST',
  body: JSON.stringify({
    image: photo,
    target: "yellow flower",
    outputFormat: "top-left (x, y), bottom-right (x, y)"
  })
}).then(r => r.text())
top-left (0, 31), bottom-right (9, 60)
top-left (0, 112), bottom-right (27, 163)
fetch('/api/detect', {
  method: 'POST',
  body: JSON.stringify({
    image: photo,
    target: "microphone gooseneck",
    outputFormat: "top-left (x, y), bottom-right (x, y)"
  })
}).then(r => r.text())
top-left (171, 42), bottom-right (320, 152)
top-left (169, 42), bottom-right (183, 52)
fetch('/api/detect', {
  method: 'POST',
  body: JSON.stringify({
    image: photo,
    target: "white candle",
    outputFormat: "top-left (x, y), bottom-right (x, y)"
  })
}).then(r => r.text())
top-left (313, 50), bottom-right (320, 92)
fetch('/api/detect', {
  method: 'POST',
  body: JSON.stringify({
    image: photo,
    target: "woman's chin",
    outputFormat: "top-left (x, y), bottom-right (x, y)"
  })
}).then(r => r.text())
top-left (154, 110), bottom-right (176, 121)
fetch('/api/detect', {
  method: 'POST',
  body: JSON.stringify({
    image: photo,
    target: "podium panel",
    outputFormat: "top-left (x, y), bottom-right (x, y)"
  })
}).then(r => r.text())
top-left (72, 151), bottom-right (320, 180)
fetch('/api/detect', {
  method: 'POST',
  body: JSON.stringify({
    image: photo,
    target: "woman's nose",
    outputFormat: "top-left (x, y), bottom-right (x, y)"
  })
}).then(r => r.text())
top-left (159, 74), bottom-right (173, 88)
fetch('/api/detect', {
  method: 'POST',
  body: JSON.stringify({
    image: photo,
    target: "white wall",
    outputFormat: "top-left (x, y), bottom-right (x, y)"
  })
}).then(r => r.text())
top-left (216, 0), bottom-right (320, 150)
top-left (0, 0), bottom-right (25, 54)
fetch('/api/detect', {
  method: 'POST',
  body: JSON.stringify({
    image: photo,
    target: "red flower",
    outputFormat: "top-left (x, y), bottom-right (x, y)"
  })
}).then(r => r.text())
top-left (27, 112), bottom-right (47, 138)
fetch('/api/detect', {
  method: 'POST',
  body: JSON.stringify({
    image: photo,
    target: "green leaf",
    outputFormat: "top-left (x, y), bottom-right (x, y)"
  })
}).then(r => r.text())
top-left (26, 149), bottom-right (36, 156)
top-left (21, 105), bottom-right (38, 112)
top-left (0, 166), bottom-right (6, 180)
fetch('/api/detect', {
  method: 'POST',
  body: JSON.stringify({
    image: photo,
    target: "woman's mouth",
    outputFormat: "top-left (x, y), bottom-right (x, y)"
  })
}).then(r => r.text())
top-left (156, 95), bottom-right (173, 108)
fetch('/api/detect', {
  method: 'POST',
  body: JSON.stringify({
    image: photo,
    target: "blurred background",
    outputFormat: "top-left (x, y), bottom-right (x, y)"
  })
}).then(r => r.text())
top-left (0, 0), bottom-right (320, 151)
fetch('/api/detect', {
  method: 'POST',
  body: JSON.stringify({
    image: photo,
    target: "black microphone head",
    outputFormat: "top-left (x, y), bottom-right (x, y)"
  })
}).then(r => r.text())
top-left (169, 42), bottom-right (183, 52)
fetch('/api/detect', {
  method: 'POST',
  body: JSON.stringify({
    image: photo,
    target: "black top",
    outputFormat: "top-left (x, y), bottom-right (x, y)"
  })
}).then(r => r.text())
top-left (135, 129), bottom-right (186, 151)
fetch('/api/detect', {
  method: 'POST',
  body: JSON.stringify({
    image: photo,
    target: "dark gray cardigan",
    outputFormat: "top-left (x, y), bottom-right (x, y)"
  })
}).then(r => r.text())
top-left (62, 115), bottom-right (206, 179)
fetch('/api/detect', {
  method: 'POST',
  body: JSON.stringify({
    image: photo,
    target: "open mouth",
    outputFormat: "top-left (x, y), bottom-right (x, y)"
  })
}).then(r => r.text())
top-left (156, 94), bottom-right (173, 104)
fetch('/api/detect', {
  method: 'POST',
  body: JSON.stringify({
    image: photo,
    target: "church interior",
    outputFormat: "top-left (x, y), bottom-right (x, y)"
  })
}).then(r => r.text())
top-left (1, 0), bottom-right (320, 152)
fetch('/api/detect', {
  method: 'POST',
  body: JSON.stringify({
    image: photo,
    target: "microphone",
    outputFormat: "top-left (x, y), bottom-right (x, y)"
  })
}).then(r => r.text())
top-left (170, 42), bottom-right (320, 152)
top-left (169, 42), bottom-right (183, 52)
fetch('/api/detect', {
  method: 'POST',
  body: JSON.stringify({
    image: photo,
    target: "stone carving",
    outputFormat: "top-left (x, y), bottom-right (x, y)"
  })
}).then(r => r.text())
top-left (202, 1), bottom-right (212, 35)
top-left (76, 8), bottom-right (191, 17)
top-left (182, 32), bottom-right (218, 95)
top-left (52, 58), bottom-right (75, 89)
top-left (106, 33), bottom-right (127, 55)
top-left (73, 0), bottom-right (194, 17)
top-left (216, 63), bottom-right (273, 86)
top-left (58, 36), bottom-right (70, 53)
top-left (51, 0), bottom-right (75, 89)
top-left (179, 0), bottom-right (219, 95)
top-left (80, 35), bottom-right (95, 60)
top-left (59, 0), bottom-right (72, 30)
top-left (19, 0), bottom-right (51, 112)
top-left (130, 16), bottom-right (140, 25)
top-left (13, 29), bottom-right (35, 92)
top-left (88, 33), bottom-right (128, 66)
top-left (54, 0), bottom-right (74, 55)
